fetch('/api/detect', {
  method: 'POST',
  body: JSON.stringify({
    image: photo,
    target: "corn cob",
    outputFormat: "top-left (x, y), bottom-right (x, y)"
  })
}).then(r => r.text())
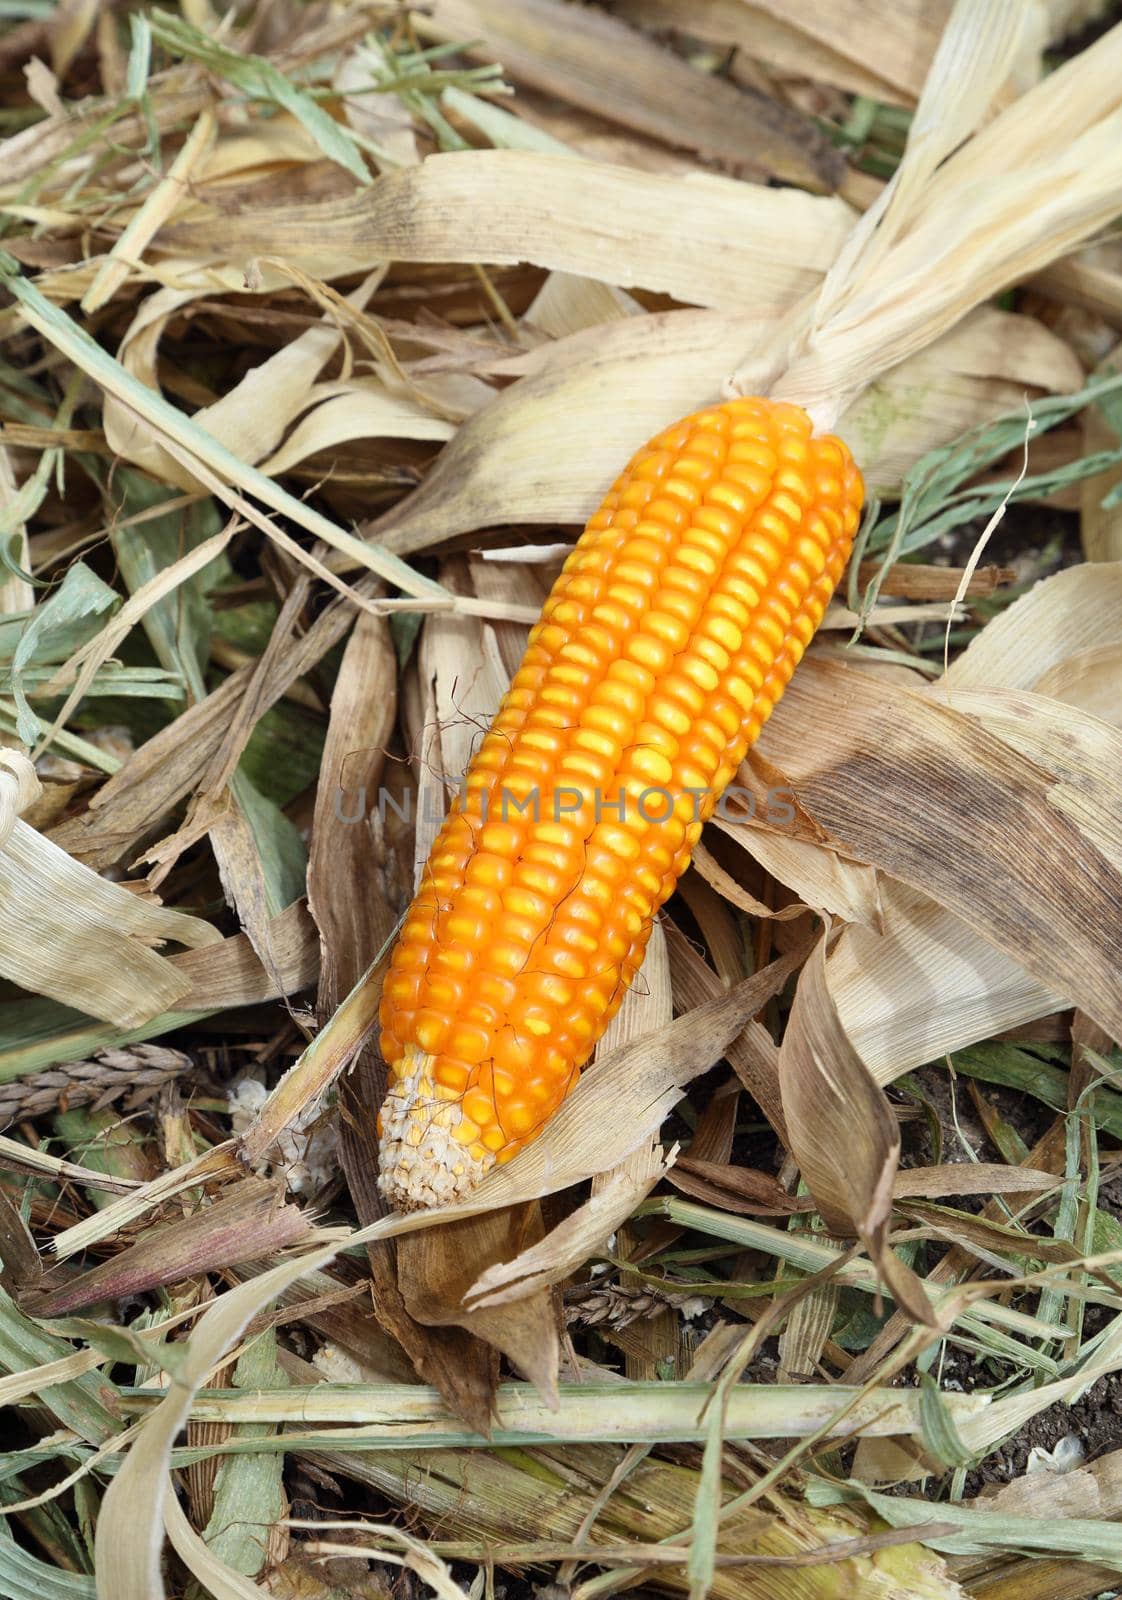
top-left (378, 397), bottom-right (863, 1209)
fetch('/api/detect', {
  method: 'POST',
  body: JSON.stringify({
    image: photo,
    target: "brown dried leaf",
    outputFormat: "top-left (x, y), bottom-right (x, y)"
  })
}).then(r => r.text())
top-left (782, 936), bottom-right (938, 1329)
top-left (416, 0), bottom-right (844, 190)
top-left (892, 1164), bottom-right (1055, 1197)
top-left (465, 1137), bottom-right (671, 1313)
top-left (0, 1183), bottom-right (42, 1289)
top-left (616, 0), bottom-right (950, 103)
top-left (663, 917), bottom-right (792, 1143)
top-left (172, 900), bottom-right (319, 1012)
top-left (755, 658), bottom-right (1122, 1045)
top-left (395, 1205), bottom-right (560, 1408)
top-left (779, 934), bottom-right (897, 1242)
top-left (667, 1157), bottom-right (807, 1217)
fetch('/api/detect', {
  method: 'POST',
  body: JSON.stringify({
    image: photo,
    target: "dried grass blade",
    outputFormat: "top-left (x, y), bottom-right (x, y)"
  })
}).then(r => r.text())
top-left (0, 1131), bottom-right (141, 1194)
top-left (94, 1244), bottom-right (339, 1600)
top-left (81, 107), bottom-right (217, 314)
top-left (33, 519), bottom-right (235, 760)
top-left (0, 255), bottom-right (444, 600)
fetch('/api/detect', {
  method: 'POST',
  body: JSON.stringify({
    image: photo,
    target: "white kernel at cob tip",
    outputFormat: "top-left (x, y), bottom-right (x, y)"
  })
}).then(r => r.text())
top-left (377, 1043), bottom-right (490, 1212)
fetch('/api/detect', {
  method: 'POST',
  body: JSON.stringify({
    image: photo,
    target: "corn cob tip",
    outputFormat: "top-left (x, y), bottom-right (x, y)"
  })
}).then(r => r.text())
top-left (377, 1043), bottom-right (491, 1211)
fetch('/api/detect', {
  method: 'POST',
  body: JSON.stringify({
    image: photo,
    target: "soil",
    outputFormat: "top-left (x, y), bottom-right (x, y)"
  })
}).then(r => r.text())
top-left (951, 1371), bottom-right (1122, 1500)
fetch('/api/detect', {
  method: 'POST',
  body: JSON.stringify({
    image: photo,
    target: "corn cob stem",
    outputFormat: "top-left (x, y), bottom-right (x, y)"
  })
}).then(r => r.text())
top-left (378, 397), bottom-right (863, 1210)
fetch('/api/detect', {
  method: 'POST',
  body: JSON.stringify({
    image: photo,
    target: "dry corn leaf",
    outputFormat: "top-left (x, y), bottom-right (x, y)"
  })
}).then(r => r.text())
top-left (308, 608), bottom-right (399, 1012)
top-left (464, 1145), bottom-right (672, 1314)
top-left (163, 149), bottom-right (852, 311)
top-left (980, 1441), bottom-right (1122, 1519)
top-left (104, 271), bottom-right (383, 489)
top-left (370, 307), bottom-right (1079, 557)
top-left (779, 933), bottom-right (934, 1323)
top-left (615, 0), bottom-right (950, 102)
top-left (828, 887), bottom-right (1062, 1084)
top-left (664, 918), bottom-right (793, 1143)
top-left (947, 559), bottom-right (1122, 693)
top-left (260, 381), bottom-right (456, 477)
top-left (1034, 642), bottom-right (1122, 723)
top-left (170, 898), bottom-right (320, 1012)
top-left (191, 108), bottom-right (336, 189)
top-left (667, 1157), bottom-right (804, 1218)
top-left (8, 902), bottom-right (319, 1106)
top-left (752, 657), bottom-right (1122, 1044)
top-left (938, 686), bottom-right (1122, 875)
top-left (814, 0), bottom-right (1027, 311)
top-left (818, 563), bottom-right (1122, 1079)
top-left (522, 270), bottom-right (641, 339)
top-left (416, 0), bottom-right (844, 190)
top-left (0, 750), bottom-right (220, 1027)
top-left (689, 840), bottom-right (807, 923)
top-left (395, 1204), bottom-right (559, 1406)
top-left (1035, 235), bottom-right (1122, 323)
top-left (839, 309), bottom-right (1083, 490)
top-left (712, 813), bottom-right (885, 927)
top-left (667, 1158), bottom-right (1053, 1219)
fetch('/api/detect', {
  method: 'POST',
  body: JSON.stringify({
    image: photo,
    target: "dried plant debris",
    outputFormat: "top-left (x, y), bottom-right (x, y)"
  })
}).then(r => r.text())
top-left (0, 3), bottom-right (1120, 1598)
